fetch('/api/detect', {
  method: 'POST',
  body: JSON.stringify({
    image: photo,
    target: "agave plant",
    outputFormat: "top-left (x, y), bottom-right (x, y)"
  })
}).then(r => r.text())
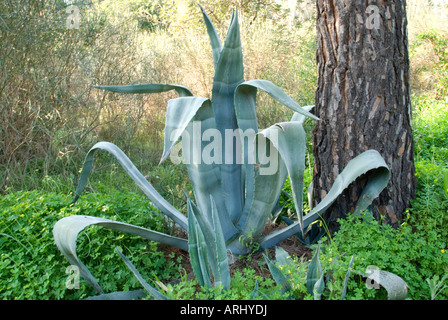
top-left (265, 246), bottom-right (408, 300)
top-left (53, 6), bottom-right (391, 295)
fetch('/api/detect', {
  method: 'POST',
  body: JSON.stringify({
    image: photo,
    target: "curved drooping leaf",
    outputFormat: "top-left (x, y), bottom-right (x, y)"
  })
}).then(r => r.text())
top-left (160, 96), bottom-right (212, 163)
top-left (260, 149), bottom-right (390, 250)
top-left (290, 106), bottom-right (315, 124)
top-left (231, 128), bottom-right (287, 252)
top-left (73, 141), bottom-right (188, 231)
top-left (52, 215), bottom-right (188, 294)
top-left (162, 96), bottom-right (238, 242)
top-left (268, 122), bottom-right (307, 230)
top-left (92, 83), bottom-right (193, 97)
top-left (116, 248), bottom-right (169, 300)
top-left (365, 266), bottom-right (408, 300)
top-left (84, 289), bottom-right (147, 300)
top-left (234, 80), bottom-right (319, 133)
top-left (233, 81), bottom-right (318, 232)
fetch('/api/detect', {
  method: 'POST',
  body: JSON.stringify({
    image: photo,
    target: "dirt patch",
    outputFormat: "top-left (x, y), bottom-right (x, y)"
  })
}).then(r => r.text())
top-left (160, 221), bottom-right (312, 284)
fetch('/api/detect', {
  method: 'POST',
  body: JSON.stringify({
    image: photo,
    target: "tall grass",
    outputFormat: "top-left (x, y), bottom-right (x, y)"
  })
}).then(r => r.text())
top-left (1, 0), bottom-right (445, 196)
top-left (0, 0), bottom-right (317, 195)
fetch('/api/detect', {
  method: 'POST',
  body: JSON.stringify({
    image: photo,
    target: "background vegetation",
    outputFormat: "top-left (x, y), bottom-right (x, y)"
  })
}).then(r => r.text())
top-left (1, 0), bottom-right (448, 300)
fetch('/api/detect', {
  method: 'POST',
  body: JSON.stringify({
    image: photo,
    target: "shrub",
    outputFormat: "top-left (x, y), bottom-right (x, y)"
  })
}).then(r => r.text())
top-left (317, 209), bottom-right (448, 300)
top-left (0, 190), bottom-right (179, 299)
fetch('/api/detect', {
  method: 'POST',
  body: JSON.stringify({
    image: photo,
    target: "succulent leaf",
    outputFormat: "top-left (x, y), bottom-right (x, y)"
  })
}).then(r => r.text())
top-left (73, 141), bottom-right (188, 230)
top-left (92, 83), bottom-right (193, 97)
top-left (53, 215), bottom-right (188, 294)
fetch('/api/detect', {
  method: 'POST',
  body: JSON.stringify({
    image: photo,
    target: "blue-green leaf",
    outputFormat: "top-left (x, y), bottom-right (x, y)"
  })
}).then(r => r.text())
top-left (260, 149), bottom-right (390, 249)
top-left (188, 201), bottom-right (211, 287)
top-left (162, 96), bottom-right (238, 242)
top-left (306, 244), bottom-right (324, 299)
top-left (116, 248), bottom-right (169, 300)
top-left (235, 80), bottom-right (319, 130)
top-left (233, 129), bottom-right (287, 250)
top-left (233, 81), bottom-right (318, 236)
top-left (199, 5), bottom-right (222, 68)
top-left (211, 195), bottom-right (231, 290)
top-left (275, 247), bottom-right (294, 267)
top-left (73, 141), bottom-right (188, 231)
top-left (92, 83), bottom-right (193, 97)
top-left (211, 9), bottom-right (245, 223)
top-left (341, 255), bottom-right (355, 300)
top-left (268, 122), bottom-right (307, 230)
top-left (290, 106), bottom-right (315, 124)
top-left (53, 215), bottom-right (188, 294)
top-left (263, 253), bottom-right (293, 297)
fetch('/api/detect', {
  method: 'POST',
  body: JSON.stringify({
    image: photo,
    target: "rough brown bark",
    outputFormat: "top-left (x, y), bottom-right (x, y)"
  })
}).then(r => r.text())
top-left (312, 0), bottom-right (416, 229)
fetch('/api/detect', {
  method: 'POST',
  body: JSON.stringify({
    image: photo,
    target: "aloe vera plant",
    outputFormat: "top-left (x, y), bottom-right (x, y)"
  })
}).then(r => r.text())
top-left (53, 6), bottom-right (391, 295)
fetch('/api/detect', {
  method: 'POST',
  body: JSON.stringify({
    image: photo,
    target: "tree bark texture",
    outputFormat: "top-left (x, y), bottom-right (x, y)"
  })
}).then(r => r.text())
top-left (313, 0), bottom-right (416, 228)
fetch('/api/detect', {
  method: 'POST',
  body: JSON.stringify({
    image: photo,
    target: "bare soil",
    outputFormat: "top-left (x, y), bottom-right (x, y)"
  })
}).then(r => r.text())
top-left (159, 222), bottom-right (312, 283)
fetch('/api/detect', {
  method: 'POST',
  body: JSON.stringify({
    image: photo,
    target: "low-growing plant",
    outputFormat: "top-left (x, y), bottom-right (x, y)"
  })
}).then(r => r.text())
top-left (0, 190), bottom-right (177, 299)
top-left (412, 95), bottom-right (448, 164)
top-left (316, 209), bottom-right (448, 300)
top-left (53, 6), bottom-right (391, 298)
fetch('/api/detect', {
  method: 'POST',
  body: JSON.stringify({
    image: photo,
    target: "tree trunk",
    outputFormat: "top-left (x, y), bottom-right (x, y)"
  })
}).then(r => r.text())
top-left (312, 0), bottom-right (416, 229)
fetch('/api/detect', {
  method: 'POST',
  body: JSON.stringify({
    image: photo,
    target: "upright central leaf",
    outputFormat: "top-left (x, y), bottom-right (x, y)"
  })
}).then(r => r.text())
top-left (211, 10), bottom-right (245, 222)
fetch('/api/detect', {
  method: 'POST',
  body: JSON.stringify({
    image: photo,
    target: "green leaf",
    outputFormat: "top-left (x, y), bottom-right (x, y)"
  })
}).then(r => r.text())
top-left (53, 215), bottom-right (188, 293)
top-left (199, 5), bottom-right (222, 68)
top-left (188, 201), bottom-right (211, 287)
top-left (73, 141), bottom-right (188, 231)
top-left (211, 195), bottom-right (230, 290)
top-left (365, 267), bottom-right (408, 300)
top-left (116, 248), bottom-right (169, 300)
top-left (341, 255), bottom-right (355, 300)
top-left (442, 169), bottom-right (448, 200)
top-left (275, 247), bottom-right (293, 267)
top-left (306, 244), bottom-right (324, 299)
top-left (163, 96), bottom-right (238, 242)
top-left (263, 253), bottom-right (293, 297)
top-left (260, 149), bottom-right (390, 249)
top-left (233, 130), bottom-right (287, 249)
top-left (233, 81), bottom-right (318, 238)
top-left (92, 83), bottom-right (193, 97)
top-left (84, 289), bottom-right (147, 300)
top-left (211, 9), bottom-right (245, 223)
